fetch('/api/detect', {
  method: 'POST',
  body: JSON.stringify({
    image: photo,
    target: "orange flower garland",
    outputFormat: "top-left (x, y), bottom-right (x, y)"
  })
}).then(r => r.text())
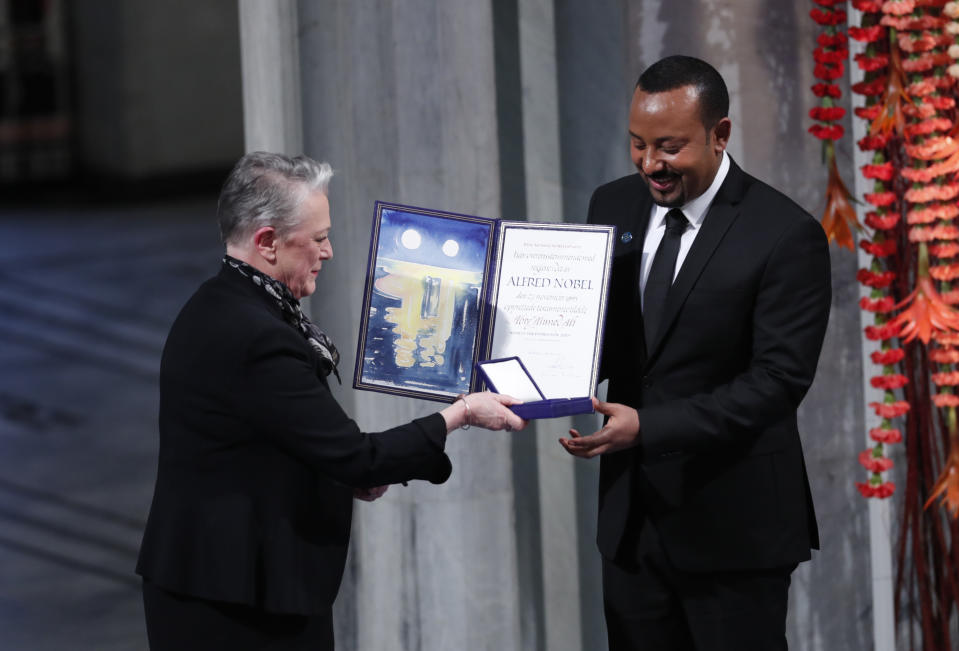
top-left (841, 3), bottom-right (959, 640)
top-left (927, 0), bottom-right (959, 524)
top-left (815, 1), bottom-right (959, 638)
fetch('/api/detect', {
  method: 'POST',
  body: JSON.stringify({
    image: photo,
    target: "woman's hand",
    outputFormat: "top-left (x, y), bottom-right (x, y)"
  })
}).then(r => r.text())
top-left (354, 485), bottom-right (389, 501)
top-left (440, 392), bottom-right (527, 432)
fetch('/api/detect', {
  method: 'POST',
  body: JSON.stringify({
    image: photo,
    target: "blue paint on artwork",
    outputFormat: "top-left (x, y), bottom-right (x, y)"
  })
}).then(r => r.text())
top-left (377, 209), bottom-right (490, 272)
top-left (361, 208), bottom-right (492, 396)
top-left (362, 271), bottom-right (481, 395)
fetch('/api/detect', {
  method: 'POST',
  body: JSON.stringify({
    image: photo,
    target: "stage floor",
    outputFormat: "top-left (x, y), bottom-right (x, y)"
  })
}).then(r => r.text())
top-left (0, 194), bottom-right (222, 650)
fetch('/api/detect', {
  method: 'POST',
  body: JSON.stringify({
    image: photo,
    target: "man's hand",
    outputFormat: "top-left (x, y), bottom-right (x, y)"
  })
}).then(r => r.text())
top-left (354, 485), bottom-right (389, 502)
top-left (559, 397), bottom-right (640, 458)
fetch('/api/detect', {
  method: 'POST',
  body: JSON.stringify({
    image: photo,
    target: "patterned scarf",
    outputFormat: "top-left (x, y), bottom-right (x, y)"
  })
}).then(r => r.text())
top-left (224, 255), bottom-right (341, 383)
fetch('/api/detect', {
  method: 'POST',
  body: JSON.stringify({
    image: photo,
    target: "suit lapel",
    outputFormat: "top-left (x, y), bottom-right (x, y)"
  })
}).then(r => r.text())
top-left (629, 191), bottom-right (654, 304)
top-left (644, 160), bottom-right (748, 361)
top-left (626, 191), bottom-right (654, 359)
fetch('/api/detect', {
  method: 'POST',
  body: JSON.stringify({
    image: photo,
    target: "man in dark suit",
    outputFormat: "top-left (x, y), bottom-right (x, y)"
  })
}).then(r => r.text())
top-left (560, 56), bottom-right (831, 650)
top-left (136, 152), bottom-right (525, 650)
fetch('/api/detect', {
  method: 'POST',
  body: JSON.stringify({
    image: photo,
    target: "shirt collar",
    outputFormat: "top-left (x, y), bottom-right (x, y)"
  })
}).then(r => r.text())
top-left (651, 150), bottom-right (730, 229)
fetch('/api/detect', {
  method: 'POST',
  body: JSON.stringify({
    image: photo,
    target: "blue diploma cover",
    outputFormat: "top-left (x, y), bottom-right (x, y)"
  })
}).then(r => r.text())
top-left (353, 201), bottom-right (614, 419)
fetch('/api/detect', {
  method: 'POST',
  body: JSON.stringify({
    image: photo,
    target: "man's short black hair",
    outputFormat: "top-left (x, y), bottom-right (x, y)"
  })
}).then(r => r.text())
top-left (637, 55), bottom-right (729, 130)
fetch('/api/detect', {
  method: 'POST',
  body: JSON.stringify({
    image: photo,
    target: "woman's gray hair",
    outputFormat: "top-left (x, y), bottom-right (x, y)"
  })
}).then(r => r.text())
top-left (217, 151), bottom-right (334, 245)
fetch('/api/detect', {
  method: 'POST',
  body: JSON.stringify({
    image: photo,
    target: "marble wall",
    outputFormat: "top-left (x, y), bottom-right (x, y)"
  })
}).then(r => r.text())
top-left (298, 1), bottom-right (523, 648)
top-left (241, 1), bottom-right (872, 648)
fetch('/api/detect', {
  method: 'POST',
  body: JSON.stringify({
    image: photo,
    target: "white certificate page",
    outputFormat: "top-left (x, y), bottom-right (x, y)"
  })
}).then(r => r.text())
top-left (488, 224), bottom-right (613, 399)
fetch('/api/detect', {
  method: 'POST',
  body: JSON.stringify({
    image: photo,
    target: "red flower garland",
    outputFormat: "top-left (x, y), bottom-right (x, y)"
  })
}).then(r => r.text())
top-left (857, 269), bottom-right (897, 287)
top-left (860, 239), bottom-right (898, 256)
top-left (859, 448), bottom-right (895, 472)
top-left (870, 427), bottom-right (904, 443)
top-left (861, 295), bottom-right (897, 311)
top-left (811, 0), bottom-right (859, 249)
top-left (871, 373), bottom-right (910, 389)
top-left (856, 480), bottom-right (896, 497)
top-left (871, 348), bottom-right (906, 364)
top-left (870, 400), bottom-right (911, 419)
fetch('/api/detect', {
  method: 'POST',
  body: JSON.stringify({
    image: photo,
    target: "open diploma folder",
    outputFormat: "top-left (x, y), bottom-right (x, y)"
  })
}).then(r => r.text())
top-left (353, 201), bottom-right (615, 419)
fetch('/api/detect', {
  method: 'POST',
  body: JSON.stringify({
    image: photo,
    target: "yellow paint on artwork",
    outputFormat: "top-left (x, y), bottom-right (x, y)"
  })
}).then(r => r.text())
top-left (374, 259), bottom-right (482, 369)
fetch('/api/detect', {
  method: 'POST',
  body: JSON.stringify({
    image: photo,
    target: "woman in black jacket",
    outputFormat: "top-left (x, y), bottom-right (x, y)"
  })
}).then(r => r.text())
top-left (136, 152), bottom-right (524, 650)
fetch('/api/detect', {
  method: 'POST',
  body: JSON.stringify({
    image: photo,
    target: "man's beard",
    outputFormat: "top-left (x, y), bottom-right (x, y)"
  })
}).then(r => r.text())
top-left (646, 173), bottom-right (683, 207)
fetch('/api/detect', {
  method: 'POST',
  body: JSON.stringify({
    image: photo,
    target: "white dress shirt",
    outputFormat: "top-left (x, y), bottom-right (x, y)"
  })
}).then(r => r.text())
top-left (639, 151), bottom-right (731, 307)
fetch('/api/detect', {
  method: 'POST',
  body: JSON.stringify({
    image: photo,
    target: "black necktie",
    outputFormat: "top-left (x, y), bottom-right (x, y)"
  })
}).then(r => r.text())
top-left (643, 209), bottom-right (688, 351)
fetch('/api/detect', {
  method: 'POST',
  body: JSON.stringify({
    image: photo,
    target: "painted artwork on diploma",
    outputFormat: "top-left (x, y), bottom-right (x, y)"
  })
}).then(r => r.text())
top-left (354, 202), bottom-right (496, 401)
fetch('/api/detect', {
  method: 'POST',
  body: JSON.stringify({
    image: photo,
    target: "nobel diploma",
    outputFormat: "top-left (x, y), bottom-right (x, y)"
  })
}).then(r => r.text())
top-left (488, 223), bottom-right (613, 400)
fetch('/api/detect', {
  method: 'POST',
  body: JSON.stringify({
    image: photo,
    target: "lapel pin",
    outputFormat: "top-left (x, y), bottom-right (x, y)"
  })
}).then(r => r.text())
top-left (620, 231), bottom-right (633, 244)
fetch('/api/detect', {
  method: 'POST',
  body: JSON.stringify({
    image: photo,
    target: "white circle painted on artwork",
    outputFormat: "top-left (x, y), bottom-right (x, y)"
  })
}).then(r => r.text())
top-left (401, 228), bottom-right (422, 249)
top-left (442, 239), bottom-right (460, 257)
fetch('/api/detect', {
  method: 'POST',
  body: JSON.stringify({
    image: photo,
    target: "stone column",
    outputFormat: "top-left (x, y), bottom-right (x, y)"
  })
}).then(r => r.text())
top-left (517, 0), bottom-right (582, 649)
top-left (297, 2), bottom-right (521, 648)
top-left (553, 0), bottom-right (632, 647)
top-left (238, 0), bottom-right (302, 154)
top-left (237, 0), bottom-right (306, 321)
